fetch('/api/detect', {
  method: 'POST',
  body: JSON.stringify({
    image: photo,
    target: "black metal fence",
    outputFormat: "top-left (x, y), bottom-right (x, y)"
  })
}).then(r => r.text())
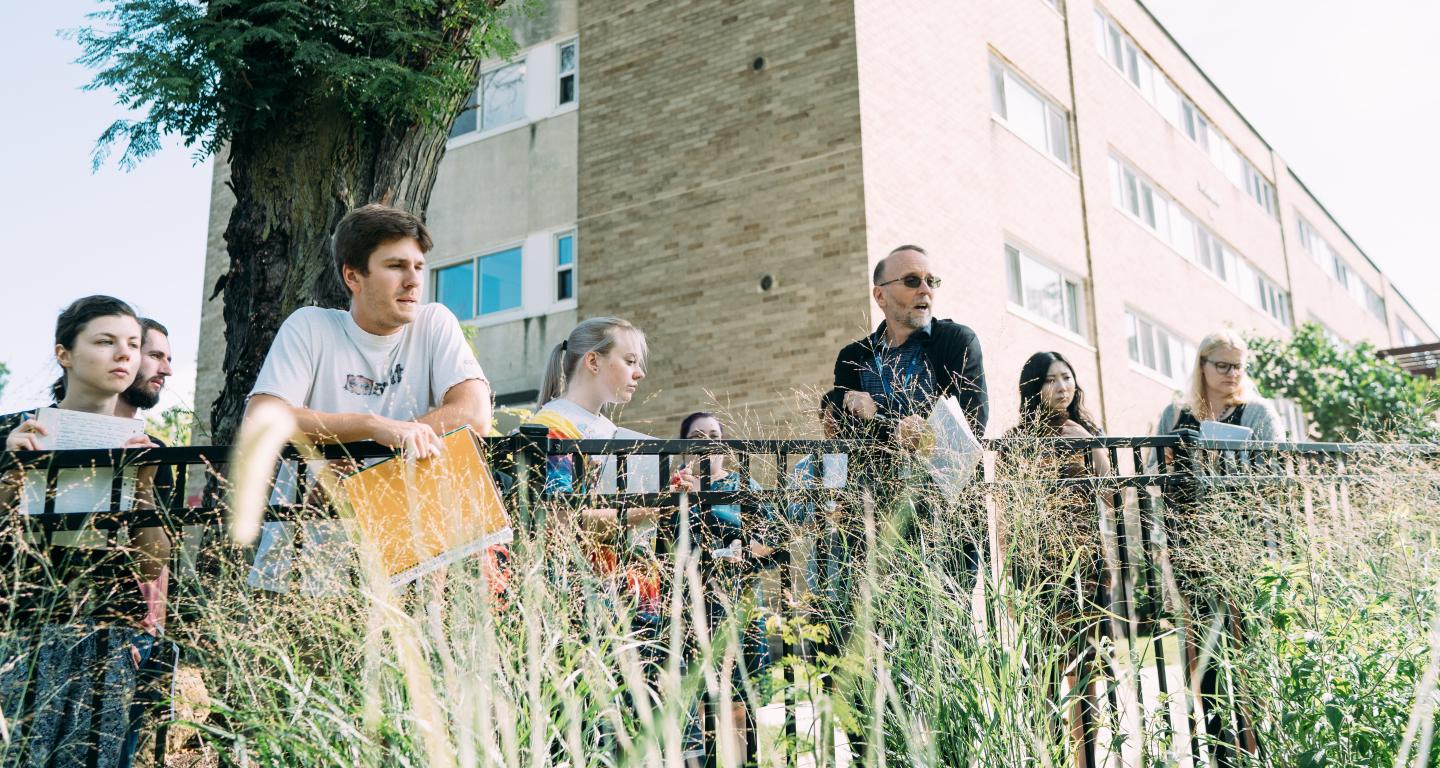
top-left (1, 432), bottom-right (1436, 766)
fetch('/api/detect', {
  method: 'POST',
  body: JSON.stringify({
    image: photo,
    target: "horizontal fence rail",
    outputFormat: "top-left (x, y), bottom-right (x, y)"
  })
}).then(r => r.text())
top-left (1, 433), bottom-right (1437, 767)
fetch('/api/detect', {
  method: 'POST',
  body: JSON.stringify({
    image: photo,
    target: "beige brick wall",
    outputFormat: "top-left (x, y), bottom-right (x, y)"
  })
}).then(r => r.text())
top-left (575, 0), bottom-right (869, 437)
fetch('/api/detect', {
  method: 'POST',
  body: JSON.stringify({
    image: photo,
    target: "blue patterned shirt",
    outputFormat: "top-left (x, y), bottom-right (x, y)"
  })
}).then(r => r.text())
top-left (857, 322), bottom-right (936, 421)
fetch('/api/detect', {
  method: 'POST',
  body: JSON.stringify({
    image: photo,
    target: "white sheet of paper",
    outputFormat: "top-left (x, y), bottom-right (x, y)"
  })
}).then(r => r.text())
top-left (22, 407), bottom-right (144, 545)
top-left (614, 427), bottom-right (661, 494)
top-left (32, 407), bottom-right (144, 450)
top-left (1200, 420), bottom-right (1252, 441)
top-left (924, 396), bottom-right (983, 500)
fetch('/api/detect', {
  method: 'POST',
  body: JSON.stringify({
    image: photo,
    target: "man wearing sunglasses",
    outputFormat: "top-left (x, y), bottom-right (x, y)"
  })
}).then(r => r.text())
top-left (831, 244), bottom-right (988, 446)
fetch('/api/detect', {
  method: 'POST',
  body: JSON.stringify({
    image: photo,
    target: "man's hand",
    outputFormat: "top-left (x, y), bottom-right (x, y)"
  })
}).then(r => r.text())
top-left (369, 416), bottom-right (444, 460)
top-left (896, 414), bottom-right (931, 452)
top-left (843, 390), bottom-right (878, 421)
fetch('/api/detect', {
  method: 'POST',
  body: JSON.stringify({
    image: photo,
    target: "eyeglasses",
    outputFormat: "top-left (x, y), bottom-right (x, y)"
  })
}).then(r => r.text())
top-left (876, 274), bottom-right (942, 289)
top-left (1205, 359), bottom-right (1245, 375)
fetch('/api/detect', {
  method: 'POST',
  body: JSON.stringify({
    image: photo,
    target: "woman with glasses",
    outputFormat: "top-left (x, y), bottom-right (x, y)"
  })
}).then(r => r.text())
top-left (1153, 330), bottom-right (1283, 766)
top-left (1155, 330), bottom-right (1286, 440)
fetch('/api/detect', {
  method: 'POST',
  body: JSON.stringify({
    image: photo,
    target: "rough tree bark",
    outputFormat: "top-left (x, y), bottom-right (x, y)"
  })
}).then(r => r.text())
top-left (209, 102), bottom-right (461, 443)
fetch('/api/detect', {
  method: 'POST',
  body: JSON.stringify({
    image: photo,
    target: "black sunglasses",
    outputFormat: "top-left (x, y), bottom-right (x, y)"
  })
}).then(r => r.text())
top-left (876, 274), bottom-right (942, 289)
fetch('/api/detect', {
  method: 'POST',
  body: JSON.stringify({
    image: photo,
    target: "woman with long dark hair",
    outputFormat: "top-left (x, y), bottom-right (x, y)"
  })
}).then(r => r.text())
top-left (1006, 350), bottom-right (1111, 768)
top-left (0, 295), bottom-right (162, 768)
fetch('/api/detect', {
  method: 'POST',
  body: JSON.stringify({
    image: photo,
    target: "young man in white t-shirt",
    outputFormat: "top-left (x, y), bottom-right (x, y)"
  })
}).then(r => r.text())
top-left (244, 203), bottom-right (492, 592)
top-left (247, 203), bottom-right (491, 447)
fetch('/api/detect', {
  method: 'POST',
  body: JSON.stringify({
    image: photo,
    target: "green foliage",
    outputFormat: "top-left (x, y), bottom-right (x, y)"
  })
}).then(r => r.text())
top-left (70, 0), bottom-right (522, 169)
top-left (1246, 323), bottom-right (1440, 442)
top-left (146, 405), bottom-right (195, 446)
top-left (0, 361), bottom-right (8, 401)
top-left (1250, 563), bottom-right (1440, 768)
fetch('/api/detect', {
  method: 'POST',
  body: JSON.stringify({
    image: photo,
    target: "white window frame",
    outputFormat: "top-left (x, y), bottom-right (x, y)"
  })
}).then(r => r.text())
top-left (1125, 308), bottom-right (1196, 387)
top-left (1004, 242), bottom-right (1088, 341)
top-left (989, 55), bottom-right (1073, 169)
top-left (556, 38), bottom-right (578, 110)
top-left (1295, 213), bottom-right (1387, 323)
top-left (1399, 322), bottom-right (1422, 347)
top-left (554, 230), bottom-right (577, 306)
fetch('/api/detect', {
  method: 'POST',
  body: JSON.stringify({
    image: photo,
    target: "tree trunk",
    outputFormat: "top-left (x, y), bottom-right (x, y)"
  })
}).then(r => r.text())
top-left (208, 98), bottom-right (459, 444)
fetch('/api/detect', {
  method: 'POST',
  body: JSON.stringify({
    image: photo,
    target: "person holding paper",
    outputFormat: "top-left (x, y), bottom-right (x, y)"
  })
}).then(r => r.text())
top-left (1004, 351), bottom-right (1112, 768)
top-left (1154, 330), bottom-right (1286, 442)
top-left (0, 295), bottom-right (160, 768)
top-left (1153, 330), bottom-right (1281, 765)
top-left (245, 203), bottom-right (492, 456)
top-left (242, 204), bottom-right (492, 595)
top-left (831, 244), bottom-right (988, 448)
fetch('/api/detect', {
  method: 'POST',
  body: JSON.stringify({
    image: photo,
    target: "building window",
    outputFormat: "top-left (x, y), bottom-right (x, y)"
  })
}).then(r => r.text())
top-left (433, 260), bottom-right (476, 321)
top-left (448, 91), bottom-right (478, 139)
top-left (1126, 309), bottom-right (1195, 384)
top-left (555, 232), bottom-right (576, 301)
top-left (557, 40), bottom-right (578, 106)
top-left (432, 246), bottom-right (524, 319)
top-left (478, 247), bottom-right (523, 315)
top-left (990, 57), bottom-right (1072, 166)
top-left (1400, 322), bottom-right (1422, 347)
top-left (481, 61), bottom-right (526, 130)
top-left (1296, 214), bottom-right (1387, 322)
top-left (448, 58), bottom-right (528, 139)
top-left (1094, 8), bottom-right (1276, 218)
top-left (1109, 154), bottom-right (1290, 325)
top-left (1006, 244), bottom-right (1085, 337)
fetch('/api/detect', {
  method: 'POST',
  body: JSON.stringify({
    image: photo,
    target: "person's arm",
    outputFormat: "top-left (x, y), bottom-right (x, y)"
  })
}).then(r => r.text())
top-left (415, 378), bottom-right (493, 437)
top-left (953, 327), bottom-right (989, 435)
top-left (245, 393), bottom-right (445, 458)
top-left (833, 344), bottom-right (886, 438)
top-left (1248, 400), bottom-right (1287, 442)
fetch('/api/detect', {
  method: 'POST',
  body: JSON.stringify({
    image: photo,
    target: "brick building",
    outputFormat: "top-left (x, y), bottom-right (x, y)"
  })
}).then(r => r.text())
top-left (194, 0), bottom-right (1437, 439)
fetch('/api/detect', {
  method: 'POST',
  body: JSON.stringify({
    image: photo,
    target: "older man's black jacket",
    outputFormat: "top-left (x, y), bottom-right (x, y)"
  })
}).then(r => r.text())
top-left (831, 319), bottom-right (988, 439)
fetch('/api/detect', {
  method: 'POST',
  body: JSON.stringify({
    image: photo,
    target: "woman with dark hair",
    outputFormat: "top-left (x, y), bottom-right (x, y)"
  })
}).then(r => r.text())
top-left (671, 412), bottom-right (772, 764)
top-left (1006, 351), bottom-right (1111, 768)
top-left (0, 295), bottom-right (163, 768)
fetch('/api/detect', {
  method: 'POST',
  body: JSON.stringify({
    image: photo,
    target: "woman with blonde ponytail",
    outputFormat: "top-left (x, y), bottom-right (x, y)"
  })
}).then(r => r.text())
top-left (525, 317), bottom-right (664, 613)
top-left (1155, 330), bottom-right (1286, 440)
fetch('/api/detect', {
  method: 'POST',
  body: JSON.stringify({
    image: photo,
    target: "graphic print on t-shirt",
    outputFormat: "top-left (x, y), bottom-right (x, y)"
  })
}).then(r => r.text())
top-left (345, 363), bottom-right (405, 397)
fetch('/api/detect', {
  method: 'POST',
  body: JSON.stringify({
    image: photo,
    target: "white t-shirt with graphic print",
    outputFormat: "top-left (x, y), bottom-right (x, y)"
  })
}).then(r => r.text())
top-left (247, 303), bottom-right (486, 594)
top-left (250, 303), bottom-right (485, 419)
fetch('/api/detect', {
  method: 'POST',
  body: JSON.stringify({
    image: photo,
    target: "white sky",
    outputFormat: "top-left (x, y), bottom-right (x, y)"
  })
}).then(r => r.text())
top-left (1, 0), bottom-right (1435, 416)
top-left (0, 2), bottom-right (211, 415)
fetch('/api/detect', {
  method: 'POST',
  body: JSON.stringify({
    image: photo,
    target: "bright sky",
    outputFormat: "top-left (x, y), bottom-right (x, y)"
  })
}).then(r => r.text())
top-left (0, 1), bottom-right (211, 415)
top-left (1, 1), bottom-right (1436, 416)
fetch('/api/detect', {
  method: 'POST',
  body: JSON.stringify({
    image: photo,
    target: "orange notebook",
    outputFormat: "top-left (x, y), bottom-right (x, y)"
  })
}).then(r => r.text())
top-left (342, 427), bottom-right (512, 587)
